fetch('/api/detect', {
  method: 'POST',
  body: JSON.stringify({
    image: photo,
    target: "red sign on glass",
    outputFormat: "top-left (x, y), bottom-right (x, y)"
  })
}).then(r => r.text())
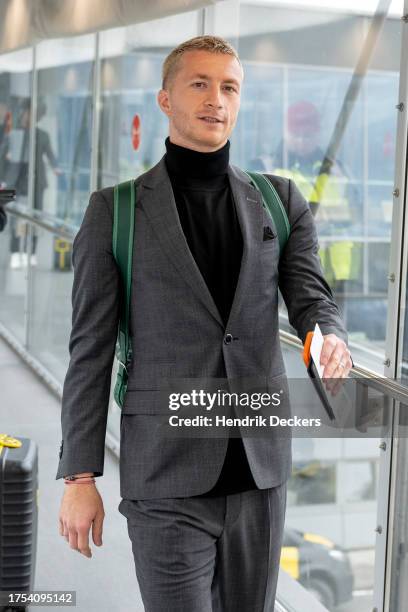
top-left (132, 114), bottom-right (141, 151)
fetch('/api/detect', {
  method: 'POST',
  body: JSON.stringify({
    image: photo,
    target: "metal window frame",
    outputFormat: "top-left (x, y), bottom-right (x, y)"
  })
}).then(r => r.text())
top-left (25, 45), bottom-right (37, 352)
top-left (381, 3), bottom-right (408, 612)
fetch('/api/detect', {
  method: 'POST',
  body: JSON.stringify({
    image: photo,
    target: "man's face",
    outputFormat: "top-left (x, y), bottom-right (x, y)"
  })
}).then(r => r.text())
top-left (158, 49), bottom-right (243, 152)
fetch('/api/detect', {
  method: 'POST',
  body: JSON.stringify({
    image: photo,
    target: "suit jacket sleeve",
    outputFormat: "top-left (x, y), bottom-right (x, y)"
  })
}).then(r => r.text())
top-left (56, 188), bottom-right (120, 479)
top-left (275, 177), bottom-right (348, 345)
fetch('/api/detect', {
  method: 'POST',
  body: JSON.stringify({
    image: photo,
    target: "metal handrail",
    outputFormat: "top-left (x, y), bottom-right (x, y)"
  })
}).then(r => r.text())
top-left (4, 202), bottom-right (77, 241)
top-left (279, 329), bottom-right (408, 406)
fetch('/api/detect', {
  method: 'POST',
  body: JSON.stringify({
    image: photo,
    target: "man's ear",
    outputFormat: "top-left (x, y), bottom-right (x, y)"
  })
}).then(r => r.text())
top-left (157, 89), bottom-right (171, 117)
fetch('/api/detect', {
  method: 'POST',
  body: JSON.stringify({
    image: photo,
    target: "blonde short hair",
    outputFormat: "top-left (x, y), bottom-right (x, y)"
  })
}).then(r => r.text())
top-left (161, 35), bottom-right (242, 89)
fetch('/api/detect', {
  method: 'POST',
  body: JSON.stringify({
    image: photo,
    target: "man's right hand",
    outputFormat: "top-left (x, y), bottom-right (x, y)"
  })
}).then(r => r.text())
top-left (58, 477), bottom-right (105, 558)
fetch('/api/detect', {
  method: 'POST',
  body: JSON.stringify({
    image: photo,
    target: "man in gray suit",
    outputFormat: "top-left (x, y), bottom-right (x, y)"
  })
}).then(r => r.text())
top-left (57, 35), bottom-right (352, 611)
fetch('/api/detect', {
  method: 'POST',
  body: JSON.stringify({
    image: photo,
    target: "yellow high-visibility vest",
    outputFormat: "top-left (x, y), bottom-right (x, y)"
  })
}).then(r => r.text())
top-left (273, 165), bottom-right (359, 283)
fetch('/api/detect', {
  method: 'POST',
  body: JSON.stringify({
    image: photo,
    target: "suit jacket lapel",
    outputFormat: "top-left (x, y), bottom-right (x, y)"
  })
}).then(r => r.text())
top-left (141, 157), bottom-right (224, 328)
top-left (139, 157), bottom-right (265, 331)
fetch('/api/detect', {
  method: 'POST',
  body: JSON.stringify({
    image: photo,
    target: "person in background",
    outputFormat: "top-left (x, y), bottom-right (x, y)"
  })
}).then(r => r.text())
top-left (0, 101), bottom-right (11, 232)
top-left (0, 101), bottom-right (10, 180)
top-left (252, 100), bottom-right (361, 324)
top-left (32, 98), bottom-right (62, 263)
top-left (34, 98), bottom-right (63, 213)
top-left (4, 98), bottom-right (61, 266)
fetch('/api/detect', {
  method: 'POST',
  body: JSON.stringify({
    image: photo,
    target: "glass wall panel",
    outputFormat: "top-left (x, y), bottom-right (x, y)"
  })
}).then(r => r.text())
top-left (228, 0), bottom-right (403, 373)
top-left (97, 11), bottom-right (200, 190)
top-left (25, 34), bottom-right (96, 371)
top-left (389, 407), bottom-right (408, 612)
top-left (0, 48), bottom-right (33, 342)
top-left (28, 223), bottom-right (74, 381)
top-left (0, 211), bottom-right (29, 343)
top-left (388, 26), bottom-right (408, 604)
top-left (34, 35), bottom-right (95, 226)
top-left (281, 346), bottom-right (382, 611)
top-left (204, 1), bottom-right (405, 610)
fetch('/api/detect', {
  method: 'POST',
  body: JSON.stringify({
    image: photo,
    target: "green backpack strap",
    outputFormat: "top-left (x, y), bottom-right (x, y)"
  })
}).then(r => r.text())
top-left (112, 179), bottom-right (135, 408)
top-left (243, 170), bottom-right (290, 255)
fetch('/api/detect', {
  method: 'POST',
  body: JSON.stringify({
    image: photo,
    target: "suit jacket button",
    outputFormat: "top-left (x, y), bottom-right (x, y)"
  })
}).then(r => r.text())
top-left (224, 334), bottom-right (233, 345)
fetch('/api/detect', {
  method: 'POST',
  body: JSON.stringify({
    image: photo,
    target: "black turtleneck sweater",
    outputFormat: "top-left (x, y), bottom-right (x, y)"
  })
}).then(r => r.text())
top-left (164, 136), bottom-right (258, 497)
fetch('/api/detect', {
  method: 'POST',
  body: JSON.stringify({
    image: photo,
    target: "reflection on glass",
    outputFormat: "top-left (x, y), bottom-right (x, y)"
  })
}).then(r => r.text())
top-left (281, 525), bottom-right (354, 610)
top-left (0, 48), bottom-right (33, 340)
top-left (243, 1), bottom-right (408, 606)
top-left (97, 13), bottom-right (199, 189)
top-left (35, 98), bottom-right (61, 210)
top-left (283, 426), bottom-right (380, 611)
top-left (342, 460), bottom-right (377, 502)
top-left (3, 100), bottom-right (33, 272)
top-left (35, 35), bottom-right (95, 226)
top-left (288, 460), bottom-right (336, 505)
top-left (231, 1), bottom-right (402, 373)
top-left (0, 213), bottom-right (29, 343)
top-left (389, 71), bottom-right (408, 612)
top-left (389, 401), bottom-right (408, 612)
top-left (28, 225), bottom-right (73, 380)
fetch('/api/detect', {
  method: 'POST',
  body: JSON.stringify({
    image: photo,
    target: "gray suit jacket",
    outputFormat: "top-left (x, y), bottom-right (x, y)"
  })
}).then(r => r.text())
top-left (56, 155), bottom-right (347, 499)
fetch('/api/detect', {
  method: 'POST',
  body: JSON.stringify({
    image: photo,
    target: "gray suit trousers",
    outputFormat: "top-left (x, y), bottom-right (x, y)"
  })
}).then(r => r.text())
top-left (118, 482), bottom-right (287, 612)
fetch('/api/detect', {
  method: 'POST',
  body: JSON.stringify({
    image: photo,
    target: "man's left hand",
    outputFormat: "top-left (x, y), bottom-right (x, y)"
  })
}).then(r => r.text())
top-left (320, 334), bottom-right (353, 395)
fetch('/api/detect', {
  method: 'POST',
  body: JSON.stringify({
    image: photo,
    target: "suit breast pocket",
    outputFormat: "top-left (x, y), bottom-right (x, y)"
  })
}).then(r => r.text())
top-left (261, 220), bottom-right (278, 251)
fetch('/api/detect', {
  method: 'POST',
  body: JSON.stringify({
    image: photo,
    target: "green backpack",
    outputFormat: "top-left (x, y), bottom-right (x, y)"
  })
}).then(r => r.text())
top-left (112, 171), bottom-right (290, 408)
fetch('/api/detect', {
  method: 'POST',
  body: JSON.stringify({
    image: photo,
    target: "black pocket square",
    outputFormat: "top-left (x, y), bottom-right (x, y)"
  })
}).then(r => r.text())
top-left (263, 226), bottom-right (276, 241)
